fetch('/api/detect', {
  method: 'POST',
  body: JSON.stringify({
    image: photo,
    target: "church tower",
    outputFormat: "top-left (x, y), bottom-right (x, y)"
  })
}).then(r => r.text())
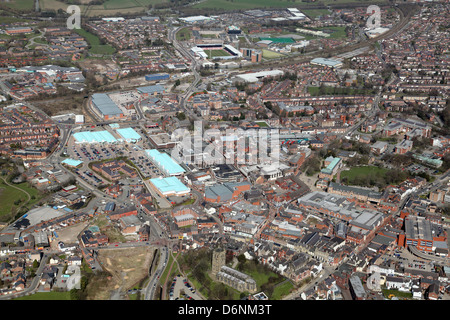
top-left (211, 246), bottom-right (226, 278)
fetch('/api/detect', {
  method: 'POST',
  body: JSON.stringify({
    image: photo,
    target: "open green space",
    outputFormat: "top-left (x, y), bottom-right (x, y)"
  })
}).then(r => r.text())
top-left (204, 49), bottom-right (231, 58)
top-left (0, 0), bottom-right (34, 11)
top-left (339, 165), bottom-right (412, 189)
top-left (176, 27), bottom-right (191, 41)
top-left (38, 0), bottom-right (167, 17)
top-left (73, 28), bottom-right (115, 55)
top-left (302, 8), bottom-right (330, 18)
top-left (0, 180), bottom-right (42, 222)
top-left (193, 0), bottom-right (387, 10)
top-left (340, 166), bottom-right (388, 183)
top-left (262, 49), bottom-right (285, 59)
top-left (14, 291), bottom-right (72, 300)
top-left (0, 16), bottom-right (31, 24)
top-left (255, 121), bottom-right (269, 127)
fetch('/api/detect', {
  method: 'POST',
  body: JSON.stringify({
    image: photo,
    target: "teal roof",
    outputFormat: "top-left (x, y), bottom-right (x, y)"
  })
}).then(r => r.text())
top-left (145, 149), bottom-right (185, 176)
top-left (73, 130), bottom-right (117, 143)
top-left (321, 157), bottom-right (341, 174)
top-left (116, 127), bottom-right (141, 141)
top-left (150, 177), bottom-right (189, 194)
top-left (61, 158), bottom-right (83, 167)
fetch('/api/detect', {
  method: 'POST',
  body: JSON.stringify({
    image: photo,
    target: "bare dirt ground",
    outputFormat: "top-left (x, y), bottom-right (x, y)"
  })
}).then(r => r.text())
top-left (95, 246), bottom-right (155, 299)
top-left (50, 221), bottom-right (89, 250)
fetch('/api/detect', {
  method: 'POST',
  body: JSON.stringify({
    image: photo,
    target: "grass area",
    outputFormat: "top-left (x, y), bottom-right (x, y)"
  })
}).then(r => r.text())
top-left (341, 166), bottom-right (388, 182)
top-left (204, 49), bottom-right (231, 58)
top-left (39, 0), bottom-right (167, 16)
top-left (339, 165), bottom-right (395, 188)
top-left (262, 49), bottom-right (285, 59)
top-left (74, 28), bottom-right (115, 55)
top-left (255, 121), bottom-right (269, 127)
top-left (176, 27), bottom-right (191, 41)
top-left (271, 280), bottom-right (294, 300)
top-left (14, 292), bottom-right (72, 300)
top-left (321, 26), bottom-right (347, 39)
top-left (302, 9), bottom-right (330, 19)
top-left (382, 288), bottom-right (413, 299)
top-left (193, 0), bottom-right (386, 10)
top-left (159, 252), bottom-right (174, 286)
top-left (0, 16), bottom-right (31, 24)
top-left (0, 180), bottom-right (42, 221)
top-left (0, 0), bottom-right (34, 11)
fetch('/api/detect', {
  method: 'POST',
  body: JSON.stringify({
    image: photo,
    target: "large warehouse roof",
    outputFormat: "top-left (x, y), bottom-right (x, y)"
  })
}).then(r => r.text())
top-left (91, 93), bottom-right (123, 116)
top-left (150, 177), bottom-right (190, 195)
top-left (145, 149), bottom-right (185, 176)
top-left (116, 127), bottom-right (141, 142)
top-left (73, 130), bottom-right (117, 143)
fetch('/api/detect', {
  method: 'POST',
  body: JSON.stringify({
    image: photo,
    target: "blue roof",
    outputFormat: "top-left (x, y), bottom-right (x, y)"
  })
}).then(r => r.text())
top-left (145, 149), bottom-right (185, 176)
top-left (150, 177), bottom-right (189, 194)
top-left (116, 127), bottom-right (141, 141)
top-left (61, 158), bottom-right (83, 167)
top-left (73, 130), bottom-right (117, 143)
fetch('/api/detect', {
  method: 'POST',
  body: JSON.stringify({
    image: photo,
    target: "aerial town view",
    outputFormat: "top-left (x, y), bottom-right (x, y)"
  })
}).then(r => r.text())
top-left (0, 0), bottom-right (449, 309)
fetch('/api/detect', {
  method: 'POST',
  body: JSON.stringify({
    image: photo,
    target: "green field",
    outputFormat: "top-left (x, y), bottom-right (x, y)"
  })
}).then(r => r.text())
top-left (302, 9), bottom-right (330, 19)
top-left (0, 180), bottom-right (41, 221)
top-left (193, 0), bottom-right (387, 10)
top-left (0, 0), bottom-right (34, 10)
top-left (14, 292), bottom-right (72, 300)
top-left (262, 49), bottom-right (285, 59)
top-left (204, 49), bottom-right (231, 58)
top-left (39, 0), bottom-right (167, 16)
top-left (175, 27), bottom-right (192, 41)
top-left (340, 166), bottom-right (388, 186)
top-left (74, 28), bottom-right (115, 55)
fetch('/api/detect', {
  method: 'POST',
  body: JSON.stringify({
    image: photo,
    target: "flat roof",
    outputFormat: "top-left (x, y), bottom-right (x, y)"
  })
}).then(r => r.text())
top-left (73, 130), bottom-right (117, 143)
top-left (311, 57), bottom-right (343, 67)
top-left (150, 177), bottom-right (190, 195)
top-left (145, 149), bottom-right (185, 176)
top-left (116, 127), bottom-right (141, 141)
top-left (137, 84), bottom-right (165, 95)
top-left (236, 70), bottom-right (284, 83)
top-left (61, 158), bottom-right (83, 167)
top-left (91, 93), bottom-right (123, 116)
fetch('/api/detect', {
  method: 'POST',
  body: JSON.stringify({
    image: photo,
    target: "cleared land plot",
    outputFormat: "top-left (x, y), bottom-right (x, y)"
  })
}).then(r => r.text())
top-left (95, 247), bottom-right (155, 299)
